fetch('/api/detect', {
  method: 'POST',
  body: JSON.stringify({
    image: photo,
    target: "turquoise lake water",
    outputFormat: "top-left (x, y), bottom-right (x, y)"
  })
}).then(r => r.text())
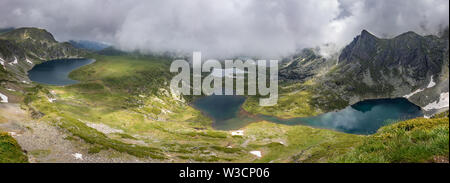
top-left (28, 58), bottom-right (94, 85)
top-left (193, 96), bottom-right (423, 134)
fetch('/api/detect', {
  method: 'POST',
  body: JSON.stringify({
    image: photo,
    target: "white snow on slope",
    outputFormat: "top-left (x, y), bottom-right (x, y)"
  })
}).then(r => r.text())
top-left (0, 92), bottom-right (8, 103)
top-left (72, 153), bottom-right (83, 160)
top-left (231, 130), bottom-right (244, 136)
top-left (427, 76), bottom-right (436, 88)
top-left (8, 57), bottom-right (18, 65)
top-left (404, 76), bottom-right (437, 98)
top-left (404, 88), bottom-right (424, 98)
top-left (423, 92), bottom-right (449, 111)
top-left (48, 97), bottom-right (56, 103)
top-left (26, 58), bottom-right (33, 64)
top-left (250, 151), bottom-right (262, 158)
top-left (0, 57), bottom-right (5, 68)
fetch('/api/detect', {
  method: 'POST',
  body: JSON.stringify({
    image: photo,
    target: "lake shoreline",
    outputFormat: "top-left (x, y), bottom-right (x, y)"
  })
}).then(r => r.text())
top-left (28, 58), bottom-right (96, 86)
top-left (192, 96), bottom-right (424, 134)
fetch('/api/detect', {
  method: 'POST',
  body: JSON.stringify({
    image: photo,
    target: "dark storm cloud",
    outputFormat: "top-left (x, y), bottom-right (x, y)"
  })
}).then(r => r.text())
top-left (0, 0), bottom-right (448, 58)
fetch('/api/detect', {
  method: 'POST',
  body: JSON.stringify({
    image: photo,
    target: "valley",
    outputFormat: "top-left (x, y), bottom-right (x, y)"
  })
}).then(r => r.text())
top-left (0, 27), bottom-right (448, 163)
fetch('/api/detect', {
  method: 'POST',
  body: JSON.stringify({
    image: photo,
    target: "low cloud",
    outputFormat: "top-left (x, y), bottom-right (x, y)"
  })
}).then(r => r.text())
top-left (1, 0), bottom-right (448, 58)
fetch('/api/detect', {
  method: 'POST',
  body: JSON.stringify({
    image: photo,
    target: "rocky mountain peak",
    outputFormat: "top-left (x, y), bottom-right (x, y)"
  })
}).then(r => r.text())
top-left (393, 31), bottom-right (423, 40)
top-left (358, 29), bottom-right (379, 41)
top-left (0, 27), bottom-right (57, 44)
top-left (360, 29), bottom-right (376, 38)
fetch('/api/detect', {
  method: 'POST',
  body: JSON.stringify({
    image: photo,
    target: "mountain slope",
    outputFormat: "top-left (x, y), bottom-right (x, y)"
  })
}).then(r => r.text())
top-left (0, 132), bottom-right (28, 163)
top-left (279, 48), bottom-right (338, 82)
top-left (317, 29), bottom-right (449, 115)
top-left (0, 27), bottom-right (86, 102)
top-left (251, 29), bottom-right (449, 118)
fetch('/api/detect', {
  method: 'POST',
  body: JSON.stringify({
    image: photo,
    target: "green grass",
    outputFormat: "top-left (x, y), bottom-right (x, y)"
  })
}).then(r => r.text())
top-left (333, 116), bottom-right (449, 163)
top-left (242, 79), bottom-right (337, 118)
top-left (56, 113), bottom-right (166, 159)
top-left (69, 55), bottom-right (173, 95)
top-left (18, 54), bottom-right (449, 163)
top-left (241, 121), bottom-right (361, 162)
top-left (0, 132), bottom-right (28, 163)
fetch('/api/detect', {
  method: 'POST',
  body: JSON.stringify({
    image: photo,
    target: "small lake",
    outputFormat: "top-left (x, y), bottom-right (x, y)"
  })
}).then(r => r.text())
top-left (28, 58), bottom-right (94, 85)
top-left (192, 96), bottom-right (423, 134)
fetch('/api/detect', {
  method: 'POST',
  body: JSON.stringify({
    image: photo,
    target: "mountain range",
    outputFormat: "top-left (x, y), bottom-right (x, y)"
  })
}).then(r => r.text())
top-left (0, 27), bottom-right (448, 163)
top-left (1, 27), bottom-right (449, 115)
top-left (280, 29), bottom-right (449, 116)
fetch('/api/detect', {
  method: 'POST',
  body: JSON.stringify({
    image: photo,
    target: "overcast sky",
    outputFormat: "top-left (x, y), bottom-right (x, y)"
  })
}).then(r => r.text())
top-left (0, 0), bottom-right (448, 58)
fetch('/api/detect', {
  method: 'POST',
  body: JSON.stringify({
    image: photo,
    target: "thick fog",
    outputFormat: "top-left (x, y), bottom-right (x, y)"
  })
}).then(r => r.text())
top-left (1, 0), bottom-right (448, 58)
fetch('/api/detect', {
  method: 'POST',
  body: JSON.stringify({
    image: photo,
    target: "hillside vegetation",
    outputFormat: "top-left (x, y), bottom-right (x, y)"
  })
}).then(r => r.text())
top-left (333, 115), bottom-right (449, 162)
top-left (19, 54), bottom-right (448, 163)
top-left (0, 132), bottom-right (28, 163)
top-left (1, 27), bottom-right (448, 163)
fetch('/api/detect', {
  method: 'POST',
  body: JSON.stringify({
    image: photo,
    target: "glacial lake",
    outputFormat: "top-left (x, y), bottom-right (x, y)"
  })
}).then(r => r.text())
top-left (28, 58), bottom-right (94, 85)
top-left (192, 96), bottom-right (423, 134)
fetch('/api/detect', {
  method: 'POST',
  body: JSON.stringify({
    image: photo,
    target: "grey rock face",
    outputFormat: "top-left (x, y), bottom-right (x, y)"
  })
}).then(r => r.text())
top-left (279, 48), bottom-right (337, 82)
top-left (280, 29), bottom-right (449, 114)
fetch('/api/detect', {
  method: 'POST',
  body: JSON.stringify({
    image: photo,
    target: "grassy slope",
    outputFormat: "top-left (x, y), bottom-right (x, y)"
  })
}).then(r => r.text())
top-left (334, 116), bottom-right (449, 162)
top-left (243, 79), bottom-right (348, 118)
top-left (21, 55), bottom-right (449, 163)
top-left (0, 132), bottom-right (28, 163)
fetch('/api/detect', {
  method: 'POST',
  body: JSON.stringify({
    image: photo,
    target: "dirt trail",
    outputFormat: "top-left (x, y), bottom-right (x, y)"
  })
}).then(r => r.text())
top-left (0, 103), bottom-right (150, 162)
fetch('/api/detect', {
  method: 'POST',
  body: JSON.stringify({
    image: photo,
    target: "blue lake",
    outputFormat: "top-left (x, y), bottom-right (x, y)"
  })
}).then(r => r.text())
top-left (192, 96), bottom-right (423, 134)
top-left (28, 58), bottom-right (94, 85)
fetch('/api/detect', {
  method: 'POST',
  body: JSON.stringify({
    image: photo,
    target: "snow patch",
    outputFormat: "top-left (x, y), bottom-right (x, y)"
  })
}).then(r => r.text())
top-left (231, 130), bottom-right (244, 136)
top-left (26, 58), bottom-right (33, 64)
top-left (72, 153), bottom-right (83, 160)
top-left (8, 57), bottom-right (18, 65)
top-left (48, 97), bottom-right (56, 103)
top-left (404, 88), bottom-right (424, 98)
top-left (423, 92), bottom-right (449, 111)
top-left (0, 92), bottom-right (8, 103)
top-left (427, 76), bottom-right (436, 88)
top-left (250, 151), bottom-right (262, 158)
top-left (404, 76), bottom-right (437, 98)
top-left (6, 88), bottom-right (15, 92)
top-left (0, 57), bottom-right (5, 68)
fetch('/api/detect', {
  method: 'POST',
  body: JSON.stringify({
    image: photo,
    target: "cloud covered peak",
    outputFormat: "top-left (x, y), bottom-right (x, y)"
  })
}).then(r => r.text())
top-left (1, 0), bottom-right (448, 58)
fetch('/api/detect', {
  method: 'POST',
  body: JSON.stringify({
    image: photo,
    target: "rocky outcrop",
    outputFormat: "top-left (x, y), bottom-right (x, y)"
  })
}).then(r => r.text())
top-left (279, 48), bottom-right (337, 82)
top-left (326, 29), bottom-right (449, 114)
top-left (280, 29), bottom-right (449, 115)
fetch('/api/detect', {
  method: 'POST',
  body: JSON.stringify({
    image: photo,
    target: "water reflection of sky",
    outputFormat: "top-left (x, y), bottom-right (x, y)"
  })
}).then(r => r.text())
top-left (194, 94), bottom-right (423, 134)
top-left (28, 59), bottom-right (95, 86)
top-left (296, 98), bottom-right (423, 134)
